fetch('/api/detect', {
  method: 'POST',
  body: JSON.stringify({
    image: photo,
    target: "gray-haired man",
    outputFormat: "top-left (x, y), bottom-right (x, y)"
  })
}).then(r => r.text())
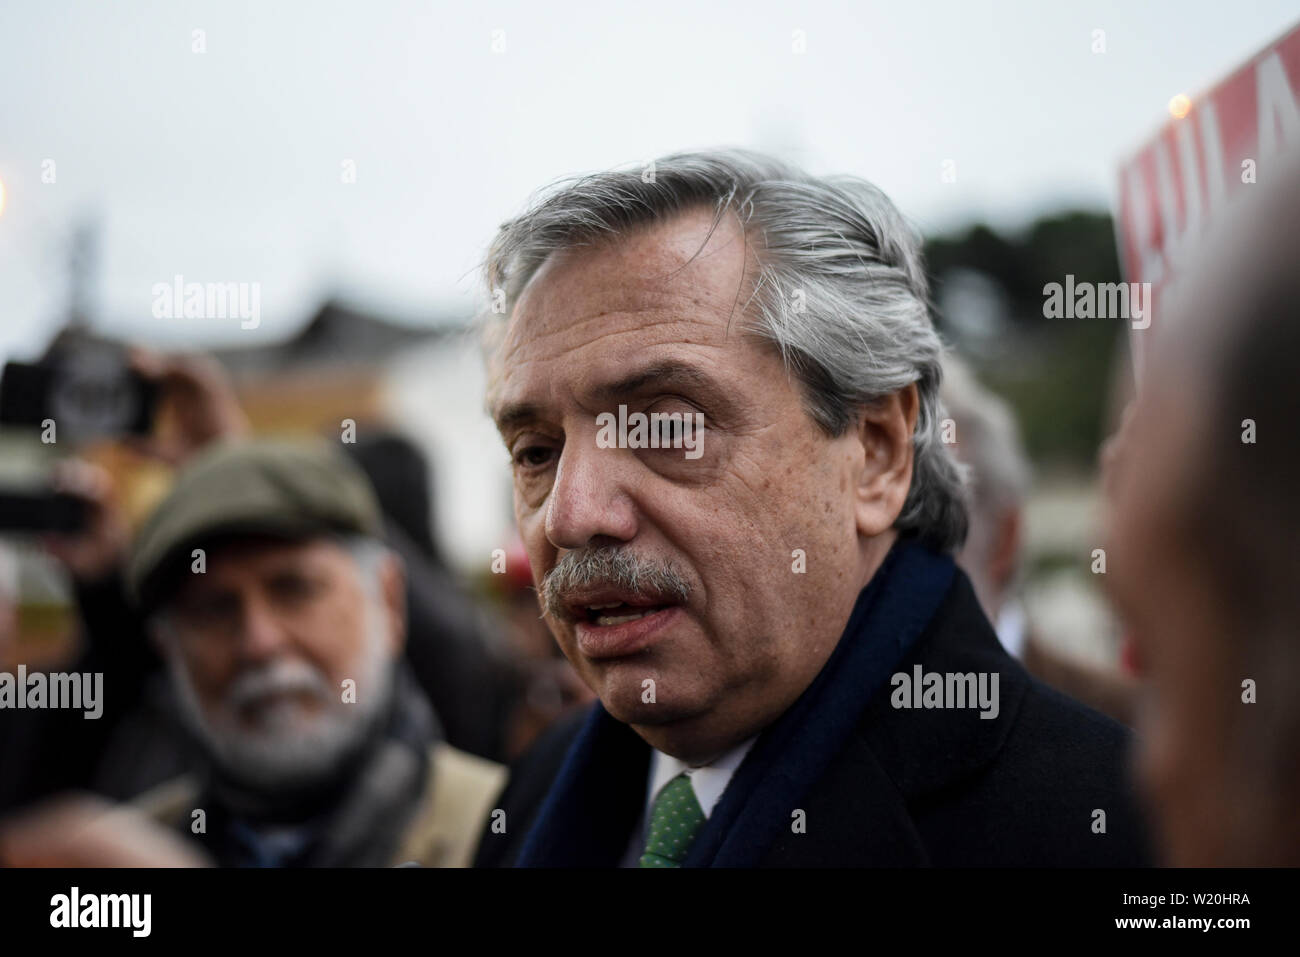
top-left (127, 440), bottom-right (503, 867)
top-left (476, 150), bottom-right (1149, 867)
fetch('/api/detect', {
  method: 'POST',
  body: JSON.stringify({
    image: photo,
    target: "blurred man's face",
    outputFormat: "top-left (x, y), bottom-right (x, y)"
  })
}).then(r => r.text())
top-left (951, 447), bottom-right (1019, 624)
top-left (1105, 363), bottom-right (1241, 865)
top-left (490, 209), bottom-right (909, 763)
top-left (161, 536), bottom-right (403, 787)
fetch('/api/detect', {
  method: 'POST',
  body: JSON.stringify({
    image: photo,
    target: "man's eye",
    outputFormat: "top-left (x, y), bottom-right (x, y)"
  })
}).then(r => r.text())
top-left (656, 419), bottom-right (681, 442)
top-left (513, 446), bottom-right (556, 470)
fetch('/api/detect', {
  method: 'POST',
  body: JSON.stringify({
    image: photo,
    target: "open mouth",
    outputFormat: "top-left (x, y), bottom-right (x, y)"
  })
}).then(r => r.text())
top-left (582, 601), bottom-right (670, 627)
top-left (564, 592), bottom-right (684, 659)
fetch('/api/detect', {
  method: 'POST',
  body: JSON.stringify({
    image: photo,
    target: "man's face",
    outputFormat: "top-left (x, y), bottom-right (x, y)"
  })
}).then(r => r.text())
top-left (161, 536), bottom-right (402, 785)
top-left (1105, 364), bottom-right (1241, 865)
top-left (490, 209), bottom-right (896, 763)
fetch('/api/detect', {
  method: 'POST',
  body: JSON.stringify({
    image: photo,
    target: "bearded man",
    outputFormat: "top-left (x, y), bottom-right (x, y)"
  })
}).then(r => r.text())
top-left (125, 439), bottom-right (503, 867)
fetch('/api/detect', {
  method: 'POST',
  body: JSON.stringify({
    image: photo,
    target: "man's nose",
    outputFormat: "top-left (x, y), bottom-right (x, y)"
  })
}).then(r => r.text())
top-left (232, 594), bottom-right (291, 663)
top-left (545, 439), bottom-right (638, 550)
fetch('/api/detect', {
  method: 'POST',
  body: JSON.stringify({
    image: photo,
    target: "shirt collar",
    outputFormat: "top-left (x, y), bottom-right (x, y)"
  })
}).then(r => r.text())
top-left (646, 736), bottom-right (757, 818)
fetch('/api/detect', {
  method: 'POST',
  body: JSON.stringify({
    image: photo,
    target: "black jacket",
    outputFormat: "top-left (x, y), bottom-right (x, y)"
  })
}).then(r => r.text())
top-left (476, 543), bottom-right (1152, 867)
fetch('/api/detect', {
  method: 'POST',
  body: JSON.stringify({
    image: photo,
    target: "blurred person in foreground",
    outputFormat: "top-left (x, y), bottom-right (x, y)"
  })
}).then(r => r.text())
top-left (1105, 153), bottom-right (1300, 866)
top-left (475, 149), bottom-right (1149, 867)
top-left (944, 358), bottom-right (1138, 725)
top-left (0, 439), bottom-right (503, 867)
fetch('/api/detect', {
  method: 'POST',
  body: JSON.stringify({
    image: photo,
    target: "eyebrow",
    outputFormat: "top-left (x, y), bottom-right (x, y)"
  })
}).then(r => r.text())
top-left (591, 361), bottom-right (724, 405)
top-left (492, 360), bottom-right (728, 433)
top-left (493, 400), bottom-right (544, 434)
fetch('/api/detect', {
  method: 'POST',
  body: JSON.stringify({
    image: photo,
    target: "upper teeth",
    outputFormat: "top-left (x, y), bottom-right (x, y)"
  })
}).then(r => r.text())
top-left (594, 610), bottom-right (649, 626)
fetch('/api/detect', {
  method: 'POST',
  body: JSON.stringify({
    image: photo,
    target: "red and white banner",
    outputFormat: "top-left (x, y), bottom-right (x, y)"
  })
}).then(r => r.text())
top-left (1115, 22), bottom-right (1300, 376)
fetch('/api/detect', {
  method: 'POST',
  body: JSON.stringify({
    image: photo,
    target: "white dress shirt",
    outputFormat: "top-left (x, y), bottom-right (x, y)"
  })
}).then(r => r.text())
top-left (619, 736), bottom-right (757, 867)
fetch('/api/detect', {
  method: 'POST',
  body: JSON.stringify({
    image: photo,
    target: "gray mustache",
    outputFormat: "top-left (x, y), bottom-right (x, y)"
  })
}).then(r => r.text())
top-left (227, 659), bottom-right (331, 712)
top-left (540, 546), bottom-right (691, 622)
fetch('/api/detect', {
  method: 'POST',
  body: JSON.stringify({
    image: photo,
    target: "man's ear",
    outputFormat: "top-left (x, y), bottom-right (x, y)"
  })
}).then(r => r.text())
top-left (378, 551), bottom-right (408, 654)
top-left (853, 383), bottom-right (919, 538)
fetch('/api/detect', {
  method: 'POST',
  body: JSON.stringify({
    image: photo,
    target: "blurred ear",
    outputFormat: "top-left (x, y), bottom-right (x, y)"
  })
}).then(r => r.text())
top-left (852, 384), bottom-right (919, 539)
top-left (377, 551), bottom-right (407, 654)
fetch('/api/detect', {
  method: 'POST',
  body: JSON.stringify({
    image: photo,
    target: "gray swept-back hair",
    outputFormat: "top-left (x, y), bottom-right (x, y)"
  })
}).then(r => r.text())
top-left (481, 149), bottom-right (967, 552)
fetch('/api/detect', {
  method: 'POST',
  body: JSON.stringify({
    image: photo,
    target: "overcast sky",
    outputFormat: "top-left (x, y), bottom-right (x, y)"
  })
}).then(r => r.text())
top-left (1, 0), bottom-right (1296, 361)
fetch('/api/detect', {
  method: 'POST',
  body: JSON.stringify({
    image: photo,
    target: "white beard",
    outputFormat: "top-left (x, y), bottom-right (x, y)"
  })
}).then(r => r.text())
top-left (168, 603), bottom-right (395, 791)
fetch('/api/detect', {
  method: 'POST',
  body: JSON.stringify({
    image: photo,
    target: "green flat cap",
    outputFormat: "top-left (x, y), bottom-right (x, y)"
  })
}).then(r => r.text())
top-left (127, 437), bottom-right (383, 611)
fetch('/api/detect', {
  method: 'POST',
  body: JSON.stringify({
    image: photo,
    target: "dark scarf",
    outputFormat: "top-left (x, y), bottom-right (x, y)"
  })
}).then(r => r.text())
top-left (515, 538), bottom-right (956, 867)
top-left (192, 663), bottom-right (439, 867)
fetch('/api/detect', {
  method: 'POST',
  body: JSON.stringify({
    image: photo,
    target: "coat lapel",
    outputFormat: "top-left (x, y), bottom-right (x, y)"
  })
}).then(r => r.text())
top-left (856, 571), bottom-right (1030, 801)
top-left (765, 573), bottom-right (1032, 866)
top-left (758, 734), bottom-right (931, 865)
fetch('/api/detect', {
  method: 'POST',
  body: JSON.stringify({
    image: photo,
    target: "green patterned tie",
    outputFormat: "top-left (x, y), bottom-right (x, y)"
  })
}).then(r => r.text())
top-left (638, 772), bottom-right (706, 868)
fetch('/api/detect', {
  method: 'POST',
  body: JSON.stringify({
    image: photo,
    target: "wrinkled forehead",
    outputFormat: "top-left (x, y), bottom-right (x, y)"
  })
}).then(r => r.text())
top-left (488, 208), bottom-right (760, 404)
